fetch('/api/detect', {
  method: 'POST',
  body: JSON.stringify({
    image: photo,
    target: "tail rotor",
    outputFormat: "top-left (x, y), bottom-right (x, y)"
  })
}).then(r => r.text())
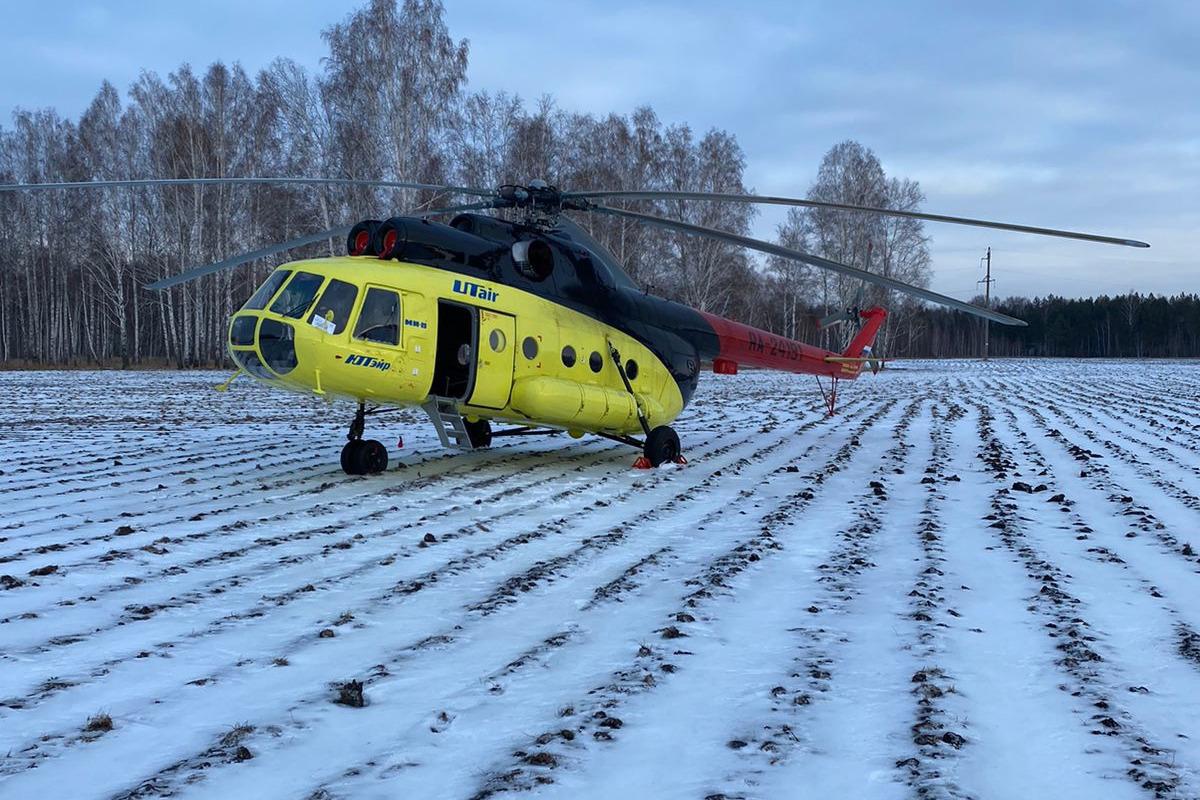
top-left (819, 284), bottom-right (866, 331)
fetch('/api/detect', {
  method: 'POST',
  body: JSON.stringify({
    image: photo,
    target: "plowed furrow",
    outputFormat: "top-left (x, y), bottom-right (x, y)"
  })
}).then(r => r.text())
top-left (0, 400), bottom-right (847, 785)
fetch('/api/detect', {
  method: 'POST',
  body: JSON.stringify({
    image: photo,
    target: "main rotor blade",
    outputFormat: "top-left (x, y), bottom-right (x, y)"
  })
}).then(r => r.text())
top-left (569, 190), bottom-right (1149, 249)
top-left (144, 200), bottom-right (494, 291)
top-left (414, 200), bottom-right (499, 217)
top-left (590, 205), bottom-right (1028, 327)
top-left (144, 225), bottom-right (353, 290)
top-left (0, 177), bottom-right (494, 197)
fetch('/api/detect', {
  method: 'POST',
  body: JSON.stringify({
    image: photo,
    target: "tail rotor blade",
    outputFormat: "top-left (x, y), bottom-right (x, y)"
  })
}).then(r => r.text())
top-left (819, 312), bottom-right (850, 330)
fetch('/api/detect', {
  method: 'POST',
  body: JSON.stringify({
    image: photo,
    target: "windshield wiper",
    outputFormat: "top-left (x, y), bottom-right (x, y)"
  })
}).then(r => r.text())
top-left (276, 296), bottom-right (317, 319)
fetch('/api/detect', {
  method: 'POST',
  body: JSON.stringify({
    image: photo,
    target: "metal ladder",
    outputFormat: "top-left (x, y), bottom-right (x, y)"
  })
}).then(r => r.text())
top-left (420, 397), bottom-right (474, 451)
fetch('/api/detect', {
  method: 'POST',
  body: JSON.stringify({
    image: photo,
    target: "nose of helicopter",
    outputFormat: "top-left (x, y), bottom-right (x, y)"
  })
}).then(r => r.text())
top-left (228, 314), bottom-right (298, 378)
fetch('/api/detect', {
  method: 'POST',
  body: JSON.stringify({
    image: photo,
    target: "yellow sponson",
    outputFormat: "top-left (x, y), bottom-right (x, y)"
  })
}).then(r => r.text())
top-left (226, 256), bottom-right (684, 436)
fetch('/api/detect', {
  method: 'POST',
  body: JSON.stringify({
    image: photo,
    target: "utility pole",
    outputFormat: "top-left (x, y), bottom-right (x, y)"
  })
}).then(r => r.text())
top-left (978, 247), bottom-right (994, 361)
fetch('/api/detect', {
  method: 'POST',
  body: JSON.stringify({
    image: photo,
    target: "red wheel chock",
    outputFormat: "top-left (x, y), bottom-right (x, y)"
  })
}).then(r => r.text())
top-left (632, 455), bottom-right (687, 469)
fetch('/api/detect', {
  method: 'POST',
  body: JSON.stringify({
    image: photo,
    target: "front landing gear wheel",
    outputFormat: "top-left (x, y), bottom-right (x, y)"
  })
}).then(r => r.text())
top-left (341, 439), bottom-right (388, 475)
top-left (643, 425), bottom-right (681, 467)
top-left (464, 418), bottom-right (492, 448)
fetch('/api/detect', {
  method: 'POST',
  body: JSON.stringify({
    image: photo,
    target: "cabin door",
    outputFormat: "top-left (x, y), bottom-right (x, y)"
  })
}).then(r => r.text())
top-left (468, 309), bottom-right (516, 410)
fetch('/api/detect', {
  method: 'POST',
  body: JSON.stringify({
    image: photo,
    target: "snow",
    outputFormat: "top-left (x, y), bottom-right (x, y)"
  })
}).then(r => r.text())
top-left (1, 360), bottom-right (1199, 799)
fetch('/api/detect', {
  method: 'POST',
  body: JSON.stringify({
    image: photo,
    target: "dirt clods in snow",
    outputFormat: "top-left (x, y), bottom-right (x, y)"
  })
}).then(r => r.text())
top-left (335, 680), bottom-right (365, 708)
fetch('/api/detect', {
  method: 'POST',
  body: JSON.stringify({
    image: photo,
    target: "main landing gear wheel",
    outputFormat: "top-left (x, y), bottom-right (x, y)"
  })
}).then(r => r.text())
top-left (643, 425), bottom-right (681, 467)
top-left (463, 418), bottom-right (492, 449)
top-left (341, 439), bottom-right (388, 475)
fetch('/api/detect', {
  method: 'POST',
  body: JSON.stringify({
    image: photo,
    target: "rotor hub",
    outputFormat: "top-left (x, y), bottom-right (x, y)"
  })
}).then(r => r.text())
top-left (494, 181), bottom-right (590, 227)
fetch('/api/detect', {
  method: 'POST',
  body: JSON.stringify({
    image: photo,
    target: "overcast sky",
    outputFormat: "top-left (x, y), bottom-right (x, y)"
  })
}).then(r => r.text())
top-left (1, 0), bottom-right (1194, 300)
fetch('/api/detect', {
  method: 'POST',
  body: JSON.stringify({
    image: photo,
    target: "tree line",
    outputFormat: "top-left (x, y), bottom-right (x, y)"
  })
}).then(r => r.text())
top-left (905, 293), bottom-right (1200, 359)
top-left (0, 0), bottom-right (1190, 367)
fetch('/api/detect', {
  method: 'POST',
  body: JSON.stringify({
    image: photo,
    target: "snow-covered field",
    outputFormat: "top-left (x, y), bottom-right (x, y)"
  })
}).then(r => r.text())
top-left (1, 361), bottom-right (1199, 800)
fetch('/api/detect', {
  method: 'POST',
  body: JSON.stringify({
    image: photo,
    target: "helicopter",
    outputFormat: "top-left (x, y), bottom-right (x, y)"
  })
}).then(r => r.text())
top-left (0, 176), bottom-right (1149, 474)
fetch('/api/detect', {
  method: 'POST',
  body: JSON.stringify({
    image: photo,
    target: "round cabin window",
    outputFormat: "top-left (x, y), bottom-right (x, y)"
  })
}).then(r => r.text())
top-left (489, 329), bottom-right (507, 352)
top-left (561, 345), bottom-right (576, 367)
top-left (626, 359), bottom-right (639, 380)
top-left (589, 351), bottom-right (603, 373)
top-left (522, 336), bottom-right (539, 360)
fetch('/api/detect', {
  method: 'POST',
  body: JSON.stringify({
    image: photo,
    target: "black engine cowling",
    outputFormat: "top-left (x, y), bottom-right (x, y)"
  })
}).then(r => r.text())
top-left (366, 216), bottom-right (504, 270)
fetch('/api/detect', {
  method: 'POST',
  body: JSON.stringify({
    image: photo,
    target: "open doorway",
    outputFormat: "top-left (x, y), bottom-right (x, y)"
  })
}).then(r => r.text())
top-left (431, 301), bottom-right (477, 400)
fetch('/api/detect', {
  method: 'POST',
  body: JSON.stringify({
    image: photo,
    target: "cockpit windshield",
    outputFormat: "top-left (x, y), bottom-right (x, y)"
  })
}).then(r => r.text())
top-left (244, 269), bottom-right (291, 310)
top-left (311, 279), bottom-right (358, 335)
top-left (270, 271), bottom-right (325, 319)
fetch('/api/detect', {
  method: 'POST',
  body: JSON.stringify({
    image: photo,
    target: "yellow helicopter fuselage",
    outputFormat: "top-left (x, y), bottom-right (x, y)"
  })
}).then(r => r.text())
top-left (227, 256), bottom-right (684, 437)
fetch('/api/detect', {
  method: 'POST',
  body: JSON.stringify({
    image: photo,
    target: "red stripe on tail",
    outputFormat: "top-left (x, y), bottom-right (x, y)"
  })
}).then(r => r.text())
top-left (699, 307), bottom-right (887, 379)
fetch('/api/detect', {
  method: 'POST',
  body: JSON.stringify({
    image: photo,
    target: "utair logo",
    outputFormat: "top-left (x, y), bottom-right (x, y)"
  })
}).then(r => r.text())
top-left (344, 354), bottom-right (391, 372)
top-left (452, 279), bottom-right (499, 303)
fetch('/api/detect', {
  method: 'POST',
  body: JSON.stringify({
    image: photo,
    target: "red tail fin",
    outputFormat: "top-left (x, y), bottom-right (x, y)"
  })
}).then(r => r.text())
top-left (843, 307), bottom-right (888, 359)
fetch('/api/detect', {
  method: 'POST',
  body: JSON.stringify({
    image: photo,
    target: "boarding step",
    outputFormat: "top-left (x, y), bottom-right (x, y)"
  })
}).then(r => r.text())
top-left (421, 397), bottom-right (474, 451)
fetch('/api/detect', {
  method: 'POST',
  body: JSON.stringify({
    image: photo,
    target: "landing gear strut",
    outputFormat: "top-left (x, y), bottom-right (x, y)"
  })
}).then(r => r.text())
top-left (606, 342), bottom-right (686, 468)
top-left (816, 375), bottom-right (840, 417)
top-left (341, 402), bottom-right (389, 475)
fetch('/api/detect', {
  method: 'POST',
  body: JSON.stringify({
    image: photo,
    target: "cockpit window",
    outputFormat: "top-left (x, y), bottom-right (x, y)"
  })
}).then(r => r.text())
top-left (259, 319), bottom-right (299, 374)
top-left (229, 315), bottom-right (257, 346)
top-left (353, 287), bottom-right (400, 345)
top-left (310, 280), bottom-right (358, 335)
top-left (244, 269), bottom-right (291, 310)
top-left (270, 271), bottom-right (325, 319)
top-left (232, 349), bottom-right (274, 380)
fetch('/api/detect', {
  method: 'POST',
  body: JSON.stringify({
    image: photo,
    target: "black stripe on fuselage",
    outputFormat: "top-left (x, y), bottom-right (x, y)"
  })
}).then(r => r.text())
top-left (368, 214), bottom-right (721, 406)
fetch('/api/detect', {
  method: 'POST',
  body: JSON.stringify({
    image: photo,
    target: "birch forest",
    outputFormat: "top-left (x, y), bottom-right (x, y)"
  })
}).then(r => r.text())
top-left (1, 0), bottom-right (1193, 367)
